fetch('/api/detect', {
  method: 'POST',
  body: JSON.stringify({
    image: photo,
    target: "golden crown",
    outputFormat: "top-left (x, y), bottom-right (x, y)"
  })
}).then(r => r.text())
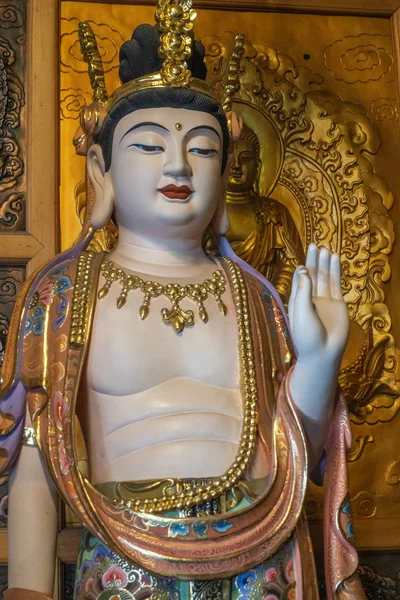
top-left (74, 0), bottom-right (244, 155)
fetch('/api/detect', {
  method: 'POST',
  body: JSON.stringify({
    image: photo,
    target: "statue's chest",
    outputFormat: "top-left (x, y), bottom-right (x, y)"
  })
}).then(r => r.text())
top-left (85, 289), bottom-right (240, 395)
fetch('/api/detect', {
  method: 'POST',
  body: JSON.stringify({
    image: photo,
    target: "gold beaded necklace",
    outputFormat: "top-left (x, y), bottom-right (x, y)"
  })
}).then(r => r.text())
top-left (98, 259), bottom-right (228, 333)
top-left (92, 256), bottom-right (258, 514)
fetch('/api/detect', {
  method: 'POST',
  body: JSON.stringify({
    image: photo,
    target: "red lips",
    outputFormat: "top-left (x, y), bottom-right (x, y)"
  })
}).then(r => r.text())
top-left (158, 184), bottom-right (194, 200)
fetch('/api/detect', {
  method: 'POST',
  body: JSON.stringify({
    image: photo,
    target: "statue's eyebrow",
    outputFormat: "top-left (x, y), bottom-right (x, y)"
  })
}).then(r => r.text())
top-left (187, 125), bottom-right (221, 141)
top-left (119, 122), bottom-right (170, 144)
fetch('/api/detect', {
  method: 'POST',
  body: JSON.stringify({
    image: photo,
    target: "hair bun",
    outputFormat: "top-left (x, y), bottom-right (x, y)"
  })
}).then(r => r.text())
top-left (119, 24), bottom-right (162, 84)
top-left (119, 24), bottom-right (207, 84)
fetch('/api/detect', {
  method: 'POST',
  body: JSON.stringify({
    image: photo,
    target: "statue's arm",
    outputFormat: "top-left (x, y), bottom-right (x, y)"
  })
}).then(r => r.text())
top-left (288, 244), bottom-right (349, 468)
top-left (7, 409), bottom-right (58, 597)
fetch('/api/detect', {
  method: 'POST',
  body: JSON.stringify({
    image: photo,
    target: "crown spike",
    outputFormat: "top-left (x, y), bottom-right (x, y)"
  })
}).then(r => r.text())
top-left (79, 21), bottom-right (109, 105)
top-left (222, 33), bottom-right (245, 113)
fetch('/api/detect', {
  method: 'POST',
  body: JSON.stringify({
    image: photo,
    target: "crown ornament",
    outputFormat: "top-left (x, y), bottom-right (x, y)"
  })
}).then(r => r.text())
top-left (156, 0), bottom-right (196, 86)
top-left (74, 0), bottom-right (245, 155)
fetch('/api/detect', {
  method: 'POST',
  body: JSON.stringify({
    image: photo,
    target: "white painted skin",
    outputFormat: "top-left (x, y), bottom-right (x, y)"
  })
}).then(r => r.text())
top-left (8, 107), bottom-right (349, 593)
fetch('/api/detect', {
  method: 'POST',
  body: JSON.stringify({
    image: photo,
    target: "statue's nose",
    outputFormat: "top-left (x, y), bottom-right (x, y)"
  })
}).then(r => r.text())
top-left (231, 153), bottom-right (242, 172)
top-left (163, 151), bottom-right (193, 178)
top-left (231, 164), bottom-right (242, 176)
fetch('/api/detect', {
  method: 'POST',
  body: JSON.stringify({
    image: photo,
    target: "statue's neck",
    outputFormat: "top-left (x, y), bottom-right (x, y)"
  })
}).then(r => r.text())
top-left (107, 227), bottom-right (214, 279)
top-left (226, 189), bottom-right (254, 204)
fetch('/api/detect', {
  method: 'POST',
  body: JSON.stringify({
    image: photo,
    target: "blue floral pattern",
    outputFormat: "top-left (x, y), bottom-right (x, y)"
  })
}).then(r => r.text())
top-left (25, 305), bottom-right (46, 336)
top-left (25, 263), bottom-right (73, 337)
top-left (75, 529), bottom-right (180, 600)
top-left (142, 516), bottom-right (234, 540)
top-left (51, 268), bottom-right (73, 330)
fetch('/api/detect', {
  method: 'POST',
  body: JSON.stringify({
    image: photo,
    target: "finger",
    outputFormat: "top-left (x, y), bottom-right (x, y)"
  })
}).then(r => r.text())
top-left (289, 265), bottom-right (305, 325)
top-left (317, 247), bottom-right (331, 297)
top-left (330, 253), bottom-right (342, 300)
top-left (305, 243), bottom-right (318, 291)
top-left (293, 271), bottom-right (315, 337)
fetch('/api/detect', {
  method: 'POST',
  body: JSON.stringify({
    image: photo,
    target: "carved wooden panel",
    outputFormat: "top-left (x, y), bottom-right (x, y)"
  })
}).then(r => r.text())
top-left (0, 2), bottom-right (26, 232)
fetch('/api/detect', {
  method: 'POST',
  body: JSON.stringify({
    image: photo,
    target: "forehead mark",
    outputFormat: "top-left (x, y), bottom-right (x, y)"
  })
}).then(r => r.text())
top-left (119, 121), bottom-right (170, 145)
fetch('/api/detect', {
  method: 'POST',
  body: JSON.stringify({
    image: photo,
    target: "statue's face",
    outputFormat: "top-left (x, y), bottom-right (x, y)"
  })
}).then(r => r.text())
top-left (108, 106), bottom-right (224, 241)
top-left (228, 135), bottom-right (258, 193)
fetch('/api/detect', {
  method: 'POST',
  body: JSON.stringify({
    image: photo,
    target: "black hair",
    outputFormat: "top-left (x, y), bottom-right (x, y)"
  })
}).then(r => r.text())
top-left (93, 24), bottom-right (229, 172)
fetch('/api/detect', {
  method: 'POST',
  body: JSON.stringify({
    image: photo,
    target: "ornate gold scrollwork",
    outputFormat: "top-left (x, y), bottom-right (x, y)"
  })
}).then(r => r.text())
top-left (202, 32), bottom-right (399, 425)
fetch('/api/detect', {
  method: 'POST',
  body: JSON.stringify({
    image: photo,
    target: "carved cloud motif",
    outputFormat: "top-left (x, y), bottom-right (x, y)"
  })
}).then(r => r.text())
top-left (0, 312), bottom-right (9, 369)
top-left (60, 88), bottom-right (92, 120)
top-left (324, 34), bottom-right (393, 84)
top-left (61, 18), bottom-right (124, 75)
top-left (0, 5), bottom-right (24, 29)
top-left (371, 98), bottom-right (398, 122)
top-left (0, 37), bottom-right (24, 194)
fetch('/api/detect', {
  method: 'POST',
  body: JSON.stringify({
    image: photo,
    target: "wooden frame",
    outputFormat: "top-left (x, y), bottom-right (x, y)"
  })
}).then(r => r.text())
top-left (73, 0), bottom-right (400, 17)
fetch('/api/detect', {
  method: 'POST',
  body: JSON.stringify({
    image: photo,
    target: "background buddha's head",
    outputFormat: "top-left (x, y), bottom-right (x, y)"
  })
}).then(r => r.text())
top-left (86, 24), bottom-right (231, 241)
top-left (227, 122), bottom-right (261, 195)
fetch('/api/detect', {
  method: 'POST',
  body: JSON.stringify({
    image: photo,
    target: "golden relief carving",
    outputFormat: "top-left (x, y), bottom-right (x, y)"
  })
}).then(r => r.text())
top-left (69, 26), bottom-right (399, 427)
top-left (385, 459), bottom-right (400, 486)
top-left (371, 98), bottom-right (398, 123)
top-left (350, 490), bottom-right (377, 519)
top-left (348, 435), bottom-right (374, 463)
top-left (324, 34), bottom-right (394, 84)
top-left (202, 32), bottom-right (399, 424)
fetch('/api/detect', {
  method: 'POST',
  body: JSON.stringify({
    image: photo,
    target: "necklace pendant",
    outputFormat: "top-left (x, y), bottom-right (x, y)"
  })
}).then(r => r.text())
top-left (162, 306), bottom-right (195, 333)
top-left (98, 285), bottom-right (109, 300)
top-left (199, 306), bottom-right (208, 323)
top-left (218, 300), bottom-right (228, 316)
top-left (140, 304), bottom-right (150, 320)
top-left (116, 295), bottom-right (127, 309)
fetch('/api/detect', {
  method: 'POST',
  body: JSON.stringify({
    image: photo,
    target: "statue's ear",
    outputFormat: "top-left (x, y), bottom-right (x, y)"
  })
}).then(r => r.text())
top-left (211, 157), bottom-right (231, 236)
top-left (87, 144), bottom-right (114, 230)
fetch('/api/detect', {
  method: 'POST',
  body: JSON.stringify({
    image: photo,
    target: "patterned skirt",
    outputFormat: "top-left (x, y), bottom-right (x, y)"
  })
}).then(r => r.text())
top-left (74, 482), bottom-right (298, 600)
top-left (74, 529), bottom-right (297, 600)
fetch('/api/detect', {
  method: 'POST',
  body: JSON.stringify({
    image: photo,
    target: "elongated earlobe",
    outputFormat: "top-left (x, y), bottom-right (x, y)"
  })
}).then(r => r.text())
top-left (212, 158), bottom-right (231, 236)
top-left (87, 144), bottom-right (114, 230)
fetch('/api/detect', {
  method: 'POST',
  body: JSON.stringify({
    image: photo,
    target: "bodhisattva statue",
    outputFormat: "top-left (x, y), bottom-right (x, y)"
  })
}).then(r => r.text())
top-left (0, 3), bottom-right (366, 600)
top-left (226, 122), bottom-right (305, 305)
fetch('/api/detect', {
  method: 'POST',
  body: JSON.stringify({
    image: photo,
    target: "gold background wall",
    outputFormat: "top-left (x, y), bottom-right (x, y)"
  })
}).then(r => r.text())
top-left (60, 0), bottom-right (400, 593)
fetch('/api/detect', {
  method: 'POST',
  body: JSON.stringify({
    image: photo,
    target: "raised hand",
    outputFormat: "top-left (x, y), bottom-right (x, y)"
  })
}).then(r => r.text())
top-left (288, 243), bottom-right (349, 364)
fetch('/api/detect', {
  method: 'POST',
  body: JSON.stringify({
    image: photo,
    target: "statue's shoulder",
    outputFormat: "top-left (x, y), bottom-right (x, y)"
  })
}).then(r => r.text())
top-left (0, 249), bottom-right (88, 475)
top-left (2, 249), bottom-right (85, 393)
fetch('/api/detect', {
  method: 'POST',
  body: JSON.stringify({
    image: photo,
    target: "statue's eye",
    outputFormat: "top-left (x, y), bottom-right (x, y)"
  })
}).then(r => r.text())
top-left (131, 144), bottom-right (164, 152)
top-left (189, 148), bottom-right (218, 156)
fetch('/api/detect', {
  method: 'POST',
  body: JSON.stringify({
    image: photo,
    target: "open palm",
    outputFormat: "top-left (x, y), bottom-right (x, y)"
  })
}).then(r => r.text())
top-left (288, 244), bottom-right (349, 361)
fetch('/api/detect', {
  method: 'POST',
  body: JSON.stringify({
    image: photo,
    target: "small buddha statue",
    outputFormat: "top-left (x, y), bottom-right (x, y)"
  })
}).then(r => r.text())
top-left (226, 122), bottom-right (305, 305)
